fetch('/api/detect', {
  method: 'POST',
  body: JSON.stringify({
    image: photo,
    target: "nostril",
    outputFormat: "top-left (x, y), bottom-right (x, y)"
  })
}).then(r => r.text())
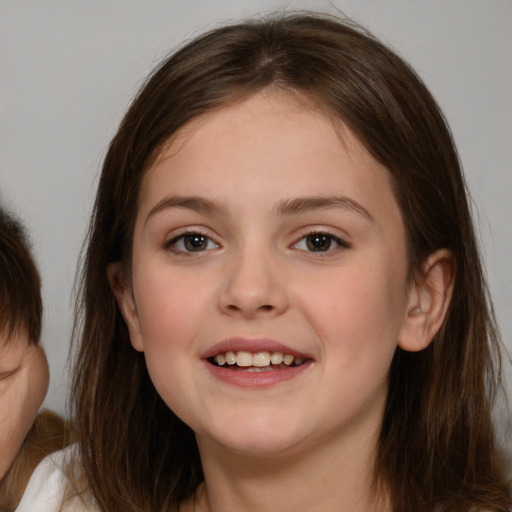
top-left (226, 304), bottom-right (273, 312)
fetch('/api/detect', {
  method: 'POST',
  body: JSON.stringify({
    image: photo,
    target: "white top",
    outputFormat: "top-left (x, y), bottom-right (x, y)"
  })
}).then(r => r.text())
top-left (15, 446), bottom-right (98, 512)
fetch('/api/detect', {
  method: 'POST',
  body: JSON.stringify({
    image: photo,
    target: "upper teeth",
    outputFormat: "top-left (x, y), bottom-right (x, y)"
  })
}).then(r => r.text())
top-left (214, 351), bottom-right (305, 367)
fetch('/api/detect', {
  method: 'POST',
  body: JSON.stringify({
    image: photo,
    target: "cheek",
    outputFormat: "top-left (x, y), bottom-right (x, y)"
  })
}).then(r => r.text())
top-left (304, 259), bottom-right (407, 364)
top-left (20, 350), bottom-right (49, 438)
top-left (132, 264), bottom-right (215, 406)
top-left (300, 264), bottom-right (405, 426)
top-left (0, 352), bottom-right (48, 479)
top-left (135, 265), bottom-right (213, 347)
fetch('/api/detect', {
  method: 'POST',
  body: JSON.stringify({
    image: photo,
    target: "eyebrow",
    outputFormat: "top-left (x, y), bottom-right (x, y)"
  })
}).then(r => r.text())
top-left (146, 196), bottom-right (229, 224)
top-left (275, 195), bottom-right (374, 221)
top-left (145, 194), bottom-right (374, 223)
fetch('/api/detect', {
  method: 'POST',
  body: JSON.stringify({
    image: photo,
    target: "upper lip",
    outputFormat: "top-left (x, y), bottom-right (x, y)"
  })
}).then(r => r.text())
top-left (201, 337), bottom-right (311, 360)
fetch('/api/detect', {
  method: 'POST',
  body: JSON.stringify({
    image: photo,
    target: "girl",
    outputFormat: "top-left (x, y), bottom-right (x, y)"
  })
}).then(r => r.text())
top-left (20, 12), bottom-right (511, 512)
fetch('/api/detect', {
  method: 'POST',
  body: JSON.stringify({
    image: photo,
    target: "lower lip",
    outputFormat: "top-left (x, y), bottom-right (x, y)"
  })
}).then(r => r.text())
top-left (203, 360), bottom-right (312, 388)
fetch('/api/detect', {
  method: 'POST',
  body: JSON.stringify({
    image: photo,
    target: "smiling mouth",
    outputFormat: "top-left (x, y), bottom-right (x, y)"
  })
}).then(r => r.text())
top-left (208, 351), bottom-right (307, 372)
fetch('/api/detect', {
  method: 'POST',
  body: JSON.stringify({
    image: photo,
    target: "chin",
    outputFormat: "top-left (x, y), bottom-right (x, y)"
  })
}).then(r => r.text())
top-left (197, 413), bottom-right (309, 458)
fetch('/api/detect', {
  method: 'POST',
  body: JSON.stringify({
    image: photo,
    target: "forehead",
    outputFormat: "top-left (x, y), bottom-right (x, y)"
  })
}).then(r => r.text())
top-left (0, 327), bottom-right (32, 364)
top-left (136, 91), bottom-right (402, 231)
top-left (150, 93), bottom-right (384, 180)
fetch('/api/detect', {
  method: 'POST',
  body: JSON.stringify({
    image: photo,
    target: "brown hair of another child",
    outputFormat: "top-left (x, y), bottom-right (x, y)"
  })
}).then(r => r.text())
top-left (0, 210), bottom-right (42, 344)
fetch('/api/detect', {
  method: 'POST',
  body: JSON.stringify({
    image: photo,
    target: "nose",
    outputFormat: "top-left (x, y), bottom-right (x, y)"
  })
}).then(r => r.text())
top-left (218, 247), bottom-right (289, 319)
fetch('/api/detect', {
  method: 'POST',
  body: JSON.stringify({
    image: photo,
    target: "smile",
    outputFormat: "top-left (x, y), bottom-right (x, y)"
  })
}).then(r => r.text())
top-left (210, 351), bottom-right (306, 371)
top-left (202, 338), bottom-right (313, 387)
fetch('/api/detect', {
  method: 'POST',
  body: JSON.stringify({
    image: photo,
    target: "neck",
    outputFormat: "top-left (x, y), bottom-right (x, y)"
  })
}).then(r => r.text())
top-left (184, 425), bottom-right (388, 512)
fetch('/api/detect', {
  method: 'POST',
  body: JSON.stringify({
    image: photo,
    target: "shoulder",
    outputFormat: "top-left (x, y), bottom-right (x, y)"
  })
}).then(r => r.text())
top-left (15, 445), bottom-right (98, 512)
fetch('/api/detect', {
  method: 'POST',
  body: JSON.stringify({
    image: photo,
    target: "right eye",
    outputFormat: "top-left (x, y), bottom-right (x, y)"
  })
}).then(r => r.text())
top-left (0, 368), bottom-right (19, 381)
top-left (166, 232), bottom-right (219, 253)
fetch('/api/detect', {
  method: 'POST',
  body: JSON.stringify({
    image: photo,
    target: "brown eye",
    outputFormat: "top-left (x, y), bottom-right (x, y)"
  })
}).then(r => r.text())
top-left (167, 232), bottom-right (218, 253)
top-left (306, 233), bottom-right (333, 252)
top-left (184, 234), bottom-right (208, 251)
top-left (294, 232), bottom-right (348, 253)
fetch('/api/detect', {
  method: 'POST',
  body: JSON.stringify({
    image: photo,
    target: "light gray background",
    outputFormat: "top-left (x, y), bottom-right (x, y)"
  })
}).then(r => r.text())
top-left (1, 0), bottom-right (511, 455)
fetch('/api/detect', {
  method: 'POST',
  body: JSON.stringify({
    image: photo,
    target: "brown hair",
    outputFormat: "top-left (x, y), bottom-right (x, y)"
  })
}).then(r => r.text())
top-left (71, 12), bottom-right (512, 511)
top-left (0, 209), bottom-right (42, 344)
top-left (0, 410), bottom-right (72, 512)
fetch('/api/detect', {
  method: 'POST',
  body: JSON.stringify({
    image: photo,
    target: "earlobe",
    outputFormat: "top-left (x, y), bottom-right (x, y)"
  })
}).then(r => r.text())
top-left (107, 262), bottom-right (144, 352)
top-left (398, 249), bottom-right (455, 352)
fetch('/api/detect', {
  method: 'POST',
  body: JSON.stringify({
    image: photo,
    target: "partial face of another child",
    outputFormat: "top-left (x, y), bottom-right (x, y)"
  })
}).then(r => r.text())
top-left (113, 91), bottom-right (449, 457)
top-left (0, 331), bottom-right (48, 480)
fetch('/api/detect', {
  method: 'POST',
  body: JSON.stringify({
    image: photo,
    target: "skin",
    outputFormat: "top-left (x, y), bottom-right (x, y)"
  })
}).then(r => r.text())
top-left (113, 91), bottom-right (453, 512)
top-left (0, 331), bottom-right (49, 480)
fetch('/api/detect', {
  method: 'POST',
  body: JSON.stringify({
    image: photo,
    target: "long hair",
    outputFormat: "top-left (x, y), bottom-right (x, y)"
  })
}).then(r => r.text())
top-left (71, 13), bottom-right (511, 511)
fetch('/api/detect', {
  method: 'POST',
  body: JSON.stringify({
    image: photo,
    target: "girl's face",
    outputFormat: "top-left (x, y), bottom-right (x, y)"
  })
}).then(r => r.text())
top-left (115, 92), bottom-right (424, 457)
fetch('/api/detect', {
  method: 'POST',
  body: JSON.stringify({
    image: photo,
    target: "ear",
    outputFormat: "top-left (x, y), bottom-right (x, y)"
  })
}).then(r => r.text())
top-left (107, 262), bottom-right (144, 352)
top-left (398, 249), bottom-right (455, 352)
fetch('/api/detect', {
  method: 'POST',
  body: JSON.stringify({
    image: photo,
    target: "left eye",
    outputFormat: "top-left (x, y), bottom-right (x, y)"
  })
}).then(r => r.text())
top-left (294, 232), bottom-right (346, 252)
top-left (167, 233), bottom-right (218, 252)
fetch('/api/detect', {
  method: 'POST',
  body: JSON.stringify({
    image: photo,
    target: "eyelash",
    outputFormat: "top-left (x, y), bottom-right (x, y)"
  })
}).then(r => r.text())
top-left (165, 231), bottom-right (219, 254)
top-left (165, 230), bottom-right (349, 255)
top-left (293, 231), bottom-right (349, 254)
top-left (0, 369), bottom-right (18, 381)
